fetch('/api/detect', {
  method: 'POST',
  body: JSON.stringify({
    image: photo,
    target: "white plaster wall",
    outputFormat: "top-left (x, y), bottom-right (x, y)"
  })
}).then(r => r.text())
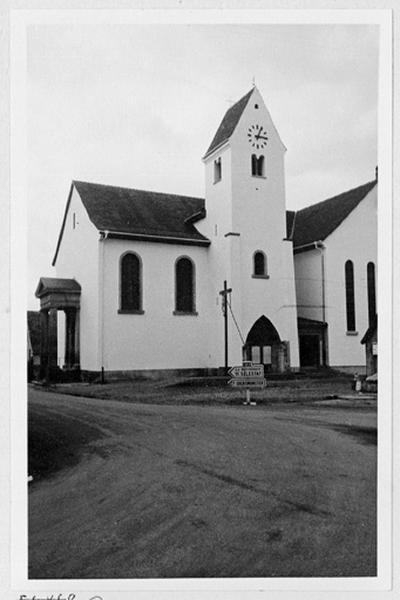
top-left (324, 186), bottom-right (377, 368)
top-left (101, 238), bottom-right (218, 371)
top-left (200, 145), bottom-right (233, 238)
top-left (230, 88), bottom-right (287, 242)
top-left (54, 186), bottom-right (100, 371)
top-left (294, 249), bottom-right (324, 322)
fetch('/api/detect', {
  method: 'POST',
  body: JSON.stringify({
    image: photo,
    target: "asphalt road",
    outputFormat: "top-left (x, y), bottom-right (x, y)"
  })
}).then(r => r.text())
top-left (28, 388), bottom-right (377, 579)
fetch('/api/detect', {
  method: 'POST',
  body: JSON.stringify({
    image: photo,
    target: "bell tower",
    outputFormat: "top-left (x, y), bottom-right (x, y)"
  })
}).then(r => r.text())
top-left (201, 86), bottom-right (287, 240)
top-left (198, 86), bottom-right (299, 371)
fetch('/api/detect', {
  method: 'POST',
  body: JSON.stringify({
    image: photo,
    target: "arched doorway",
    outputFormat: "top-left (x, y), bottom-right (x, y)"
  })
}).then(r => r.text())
top-left (243, 316), bottom-right (287, 372)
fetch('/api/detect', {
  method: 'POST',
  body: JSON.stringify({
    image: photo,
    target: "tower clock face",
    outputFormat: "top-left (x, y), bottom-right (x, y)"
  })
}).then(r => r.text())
top-left (247, 124), bottom-right (268, 149)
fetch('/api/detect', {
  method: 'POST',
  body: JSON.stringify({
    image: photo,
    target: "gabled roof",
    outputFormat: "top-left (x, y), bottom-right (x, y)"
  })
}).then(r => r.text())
top-left (292, 180), bottom-right (376, 249)
top-left (204, 88), bottom-right (254, 159)
top-left (53, 181), bottom-right (210, 265)
top-left (73, 181), bottom-right (209, 241)
top-left (35, 277), bottom-right (81, 298)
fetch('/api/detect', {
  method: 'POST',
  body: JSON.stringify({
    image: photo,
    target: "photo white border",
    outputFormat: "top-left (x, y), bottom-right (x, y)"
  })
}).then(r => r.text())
top-left (8, 7), bottom-right (393, 598)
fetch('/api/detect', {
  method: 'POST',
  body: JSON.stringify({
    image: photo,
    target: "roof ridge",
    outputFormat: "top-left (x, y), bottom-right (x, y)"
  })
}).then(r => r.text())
top-left (204, 88), bottom-right (255, 158)
top-left (292, 178), bottom-right (376, 248)
top-left (296, 179), bottom-right (376, 215)
top-left (73, 180), bottom-right (204, 201)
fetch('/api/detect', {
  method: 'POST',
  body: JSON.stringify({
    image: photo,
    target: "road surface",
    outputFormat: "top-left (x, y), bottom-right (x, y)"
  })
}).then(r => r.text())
top-left (28, 388), bottom-right (377, 578)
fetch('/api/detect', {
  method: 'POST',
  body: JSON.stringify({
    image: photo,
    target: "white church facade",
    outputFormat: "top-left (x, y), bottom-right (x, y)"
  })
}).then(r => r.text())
top-left (35, 87), bottom-right (377, 380)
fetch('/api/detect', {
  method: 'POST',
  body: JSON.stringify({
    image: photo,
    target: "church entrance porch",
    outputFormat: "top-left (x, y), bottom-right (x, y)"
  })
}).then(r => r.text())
top-left (298, 317), bottom-right (327, 369)
top-left (243, 316), bottom-right (290, 373)
top-left (35, 278), bottom-right (81, 382)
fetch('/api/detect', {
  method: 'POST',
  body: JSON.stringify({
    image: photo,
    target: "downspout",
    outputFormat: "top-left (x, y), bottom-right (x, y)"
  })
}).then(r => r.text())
top-left (315, 241), bottom-right (327, 366)
top-left (99, 230), bottom-right (109, 383)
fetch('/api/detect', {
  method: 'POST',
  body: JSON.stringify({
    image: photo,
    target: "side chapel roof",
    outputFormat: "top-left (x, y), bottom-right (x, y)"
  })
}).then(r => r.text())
top-left (292, 180), bottom-right (377, 249)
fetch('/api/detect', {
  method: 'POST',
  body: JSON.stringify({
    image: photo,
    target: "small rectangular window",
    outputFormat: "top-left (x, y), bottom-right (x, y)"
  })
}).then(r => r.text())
top-left (251, 346), bottom-right (260, 363)
top-left (214, 158), bottom-right (222, 183)
top-left (262, 346), bottom-right (272, 364)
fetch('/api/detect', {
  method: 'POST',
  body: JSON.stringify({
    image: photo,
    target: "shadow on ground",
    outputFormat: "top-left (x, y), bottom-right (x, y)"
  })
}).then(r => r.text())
top-left (329, 424), bottom-right (377, 445)
top-left (28, 408), bottom-right (104, 482)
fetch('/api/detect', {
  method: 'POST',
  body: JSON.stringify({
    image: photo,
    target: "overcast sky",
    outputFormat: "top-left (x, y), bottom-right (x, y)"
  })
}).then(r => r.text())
top-left (27, 23), bottom-right (378, 308)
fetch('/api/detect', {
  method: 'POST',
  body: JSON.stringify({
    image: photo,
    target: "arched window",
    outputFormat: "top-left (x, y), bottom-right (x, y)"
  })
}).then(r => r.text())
top-left (367, 262), bottom-right (376, 325)
top-left (120, 253), bottom-right (142, 312)
top-left (251, 154), bottom-right (265, 177)
top-left (214, 157), bottom-right (222, 183)
top-left (253, 251), bottom-right (268, 277)
top-left (175, 257), bottom-right (196, 314)
top-left (345, 260), bottom-right (356, 332)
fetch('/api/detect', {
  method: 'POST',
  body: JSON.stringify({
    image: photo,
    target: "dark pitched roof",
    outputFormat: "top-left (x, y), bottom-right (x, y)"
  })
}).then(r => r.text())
top-left (292, 180), bottom-right (376, 249)
top-left (204, 88), bottom-right (254, 158)
top-left (75, 181), bottom-right (209, 241)
top-left (53, 182), bottom-right (210, 265)
top-left (35, 277), bottom-right (81, 298)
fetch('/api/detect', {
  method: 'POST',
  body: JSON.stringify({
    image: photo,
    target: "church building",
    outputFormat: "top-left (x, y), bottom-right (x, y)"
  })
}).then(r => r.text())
top-left (35, 86), bottom-right (377, 380)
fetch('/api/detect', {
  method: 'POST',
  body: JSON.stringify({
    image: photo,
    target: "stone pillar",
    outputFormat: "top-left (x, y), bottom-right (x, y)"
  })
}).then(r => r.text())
top-left (73, 308), bottom-right (80, 369)
top-left (65, 309), bottom-right (73, 368)
top-left (39, 309), bottom-right (49, 379)
top-left (65, 308), bottom-right (79, 369)
top-left (48, 309), bottom-right (58, 378)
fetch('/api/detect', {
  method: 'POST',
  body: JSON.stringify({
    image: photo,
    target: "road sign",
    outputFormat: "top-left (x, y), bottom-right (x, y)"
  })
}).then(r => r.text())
top-left (229, 364), bottom-right (264, 378)
top-left (229, 378), bottom-right (266, 388)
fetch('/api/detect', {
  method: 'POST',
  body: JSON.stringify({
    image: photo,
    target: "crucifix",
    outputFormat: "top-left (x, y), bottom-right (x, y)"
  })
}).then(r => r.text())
top-left (219, 280), bottom-right (232, 374)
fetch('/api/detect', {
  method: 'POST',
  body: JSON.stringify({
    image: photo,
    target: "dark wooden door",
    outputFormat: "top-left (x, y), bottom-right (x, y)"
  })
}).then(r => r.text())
top-left (299, 334), bottom-right (320, 367)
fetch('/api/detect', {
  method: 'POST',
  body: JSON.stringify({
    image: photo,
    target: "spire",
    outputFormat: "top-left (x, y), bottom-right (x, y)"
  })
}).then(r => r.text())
top-left (203, 88), bottom-right (255, 159)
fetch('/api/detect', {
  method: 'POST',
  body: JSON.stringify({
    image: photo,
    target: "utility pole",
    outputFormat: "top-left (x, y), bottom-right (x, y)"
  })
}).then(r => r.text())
top-left (219, 280), bottom-right (232, 374)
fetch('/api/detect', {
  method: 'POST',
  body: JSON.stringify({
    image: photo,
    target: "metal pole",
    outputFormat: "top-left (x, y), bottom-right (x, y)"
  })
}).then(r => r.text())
top-left (223, 280), bottom-right (228, 374)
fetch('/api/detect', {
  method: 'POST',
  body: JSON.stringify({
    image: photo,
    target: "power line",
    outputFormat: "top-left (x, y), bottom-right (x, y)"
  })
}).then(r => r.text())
top-left (227, 296), bottom-right (245, 345)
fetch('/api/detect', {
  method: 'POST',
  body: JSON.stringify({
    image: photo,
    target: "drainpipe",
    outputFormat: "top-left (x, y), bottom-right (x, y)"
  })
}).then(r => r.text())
top-left (99, 230), bottom-right (109, 383)
top-left (315, 241), bottom-right (327, 366)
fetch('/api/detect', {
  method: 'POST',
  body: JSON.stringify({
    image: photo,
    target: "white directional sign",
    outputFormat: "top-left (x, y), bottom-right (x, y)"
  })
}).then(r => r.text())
top-left (229, 364), bottom-right (264, 378)
top-left (229, 378), bottom-right (266, 388)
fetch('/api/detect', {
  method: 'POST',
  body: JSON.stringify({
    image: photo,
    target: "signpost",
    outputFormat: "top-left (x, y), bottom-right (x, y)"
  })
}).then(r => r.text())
top-left (228, 363), bottom-right (266, 405)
